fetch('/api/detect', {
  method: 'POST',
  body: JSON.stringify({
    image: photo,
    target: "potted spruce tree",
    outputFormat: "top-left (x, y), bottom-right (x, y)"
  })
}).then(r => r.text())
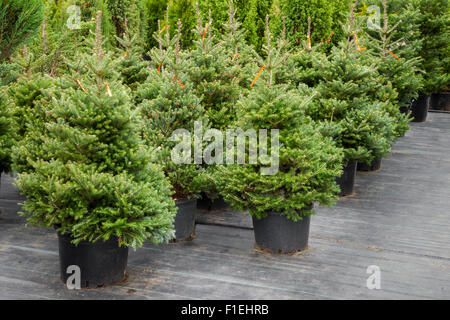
top-left (362, 0), bottom-right (422, 125)
top-left (216, 16), bottom-right (343, 254)
top-left (184, 3), bottom-right (251, 211)
top-left (15, 12), bottom-right (176, 288)
top-left (273, 16), bottom-right (362, 195)
top-left (136, 18), bottom-right (206, 241)
top-left (301, 47), bottom-right (394, 181)
top-left (328, 2), bottom-right (396, 174)
top-left (363, 0), bottom-right (421, 132)
top-left (197, 0), bottom-right (257, 211)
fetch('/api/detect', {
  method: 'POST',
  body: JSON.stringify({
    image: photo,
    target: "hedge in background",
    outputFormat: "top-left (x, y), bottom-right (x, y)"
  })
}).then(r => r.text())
top-left (271, 0), bottom-right (348, 48)
top-left (143, 0), bottom-right (197, 50)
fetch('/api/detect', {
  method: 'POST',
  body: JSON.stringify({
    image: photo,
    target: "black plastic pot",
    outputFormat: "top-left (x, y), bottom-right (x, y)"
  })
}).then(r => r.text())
top-left (410, 94), bottom-right (430, 122)
top-left (430, 93), bottom-right (450, 111)
top-left (399, 106), bottom-right (410, 114)
top-left (197, 193), bottom-right (230, 211)
top-left (57, 232), bottom-right (128, 288)
top-left (336, 161), bottom-right (357, 196)
top-left (252, 209), bottom-right (312, 254)
top-left (357, 158), bottom-right (382, 172)
top-left (174, 199), bottom-right (197, 241)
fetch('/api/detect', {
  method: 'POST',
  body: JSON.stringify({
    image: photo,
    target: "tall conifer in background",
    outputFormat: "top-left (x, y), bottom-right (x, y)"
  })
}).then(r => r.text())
top-left (0, 0), bottom-right (44, 62)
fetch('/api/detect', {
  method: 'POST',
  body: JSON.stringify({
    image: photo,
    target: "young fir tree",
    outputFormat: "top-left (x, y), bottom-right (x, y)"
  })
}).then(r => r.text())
top-left (274, 15), bottom-right (328, 89)
top-left (417, 0), bottom-right (450, 94)
top-left (363, 0), bottom-right (423, 108)
top-left (218, 0), bottom-right (256, 90)
top-left (215, 15), bottom-right (343, 220)
top-left (16, 11), bottom-right (176, 248)
top-left (186, 3), bottom-right (241, 131)
top-left (115, 18), bottom-right (150, 91)
top-left (186, 2), bottom-right (251, 201)
top-left (136, 17), bottom-right (207, 201)
top-left (15, 0), bottom-right (115, 78)
top-left (302, 1), bottom-right (396, 165)
top-left (362, 0), bottom-right (423, 61)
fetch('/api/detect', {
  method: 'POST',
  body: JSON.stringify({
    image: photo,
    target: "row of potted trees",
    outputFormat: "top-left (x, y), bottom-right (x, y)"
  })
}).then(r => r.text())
top-left (0, 0), bottom-right (446, 288)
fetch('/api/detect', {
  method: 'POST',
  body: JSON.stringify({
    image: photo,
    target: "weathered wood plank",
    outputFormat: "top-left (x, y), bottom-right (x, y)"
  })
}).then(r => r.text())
top-left (0, 112), bottom-right (448, 299)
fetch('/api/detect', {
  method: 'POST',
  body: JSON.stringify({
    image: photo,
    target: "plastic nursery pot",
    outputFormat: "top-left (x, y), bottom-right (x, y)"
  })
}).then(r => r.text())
top-left (430, 93), bottom-right (450, 111)
top-left (174, 198), bottom-right (197, 241)
top-left (57, 232), bottom-right (128, 288)
top-left (399, 105), bottom-right (411, 114)
top-left (252, 208), bottom-right (312, 254)
top-left (336, 161), bottom-right (357, 196)
top-left (197, 193), bottom-right (230, 211)
top-left (357, 158), bottom-right (382, 172)
top-left (410, 94), bottom-right (430, 122)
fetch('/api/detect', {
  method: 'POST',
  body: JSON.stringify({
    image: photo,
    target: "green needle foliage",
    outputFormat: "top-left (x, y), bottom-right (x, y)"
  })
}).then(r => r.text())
top-left (0, 0), bottom-right (44, 62)
top-left (9, 75), bottom-right (64, 174)
top-left (15, 12), bottom-right (176, 248)
top-left (304, 47), bottom-right (395, 164)
top-left (216, 85), bottom-right (343, 221)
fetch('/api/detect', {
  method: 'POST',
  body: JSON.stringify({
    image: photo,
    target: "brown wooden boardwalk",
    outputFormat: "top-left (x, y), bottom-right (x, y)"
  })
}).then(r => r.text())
top-left (0, 112), bottom-right (449, 300)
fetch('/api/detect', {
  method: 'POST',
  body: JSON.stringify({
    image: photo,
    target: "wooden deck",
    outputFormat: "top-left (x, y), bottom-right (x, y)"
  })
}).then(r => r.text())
top-left (0, 112), bottom-right (449, 300)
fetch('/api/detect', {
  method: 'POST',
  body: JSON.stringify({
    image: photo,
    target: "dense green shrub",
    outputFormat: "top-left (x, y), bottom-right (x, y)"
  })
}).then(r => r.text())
top-left (16, 13), bottom-right (176, 247)
top-left (0, 0), bottom-right (44, 62)
top-left (10, 76), bottom-right (67, 174)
